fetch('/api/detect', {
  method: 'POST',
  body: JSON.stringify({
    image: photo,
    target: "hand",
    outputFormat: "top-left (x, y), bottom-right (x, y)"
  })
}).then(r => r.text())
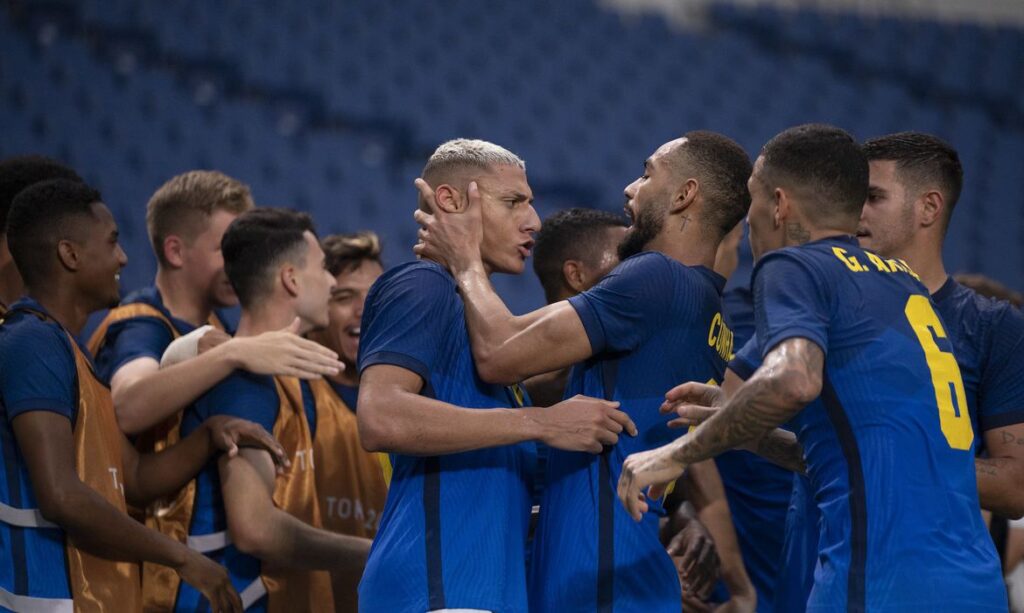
top-left (532, 395), bottom-right (638, 453)
top-left (681, 590), bottom-right (714, 613)
top-left (411, 178), bottom-right (484, 274)
top-left (661, 382), bottom-right (725, 429)
top-left (204, 415), bottom-right (290, 472)
top-left (177, 550), bottom-right (242, 613)
top-left (197, 328), bottom-right (231, 354)
top-left (618, 443), bottom-right (688, 521)
top-left (667, 517), bottom-right (719, 599)
top-left (228, 318), bottom-right (343, 379)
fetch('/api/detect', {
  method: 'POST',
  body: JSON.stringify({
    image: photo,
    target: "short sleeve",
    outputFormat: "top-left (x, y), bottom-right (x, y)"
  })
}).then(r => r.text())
top-left (357, 264), bottom-right (457, 384)
top-left (978, 307), bottom-right (1024, 431)
top-left (193, 372), bottom-right (280, 433)
top-left (752, 251), bottom-right (831, 359)
top-left (567, 253), bottom-right (678, 355)
top-left (95, 317), bottom-right (175, 384)
top-left (728, 336), bottom-right (762, 381)
top-left (0, 321), bottom-right (77, 421)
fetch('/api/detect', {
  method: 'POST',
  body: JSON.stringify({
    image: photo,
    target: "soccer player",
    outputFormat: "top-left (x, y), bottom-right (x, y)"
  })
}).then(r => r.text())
top-left (619, 124), bottom-right (1007, 610)
top-left (172, 208), bottom-right (371, 612)
top-left (0, 155), bottom-right (81, 313)
top-left (306, 231), bottom-right (388, 536)
top-left (530, 207), bottom-right (755, 611)
top-left (87, 171), bottom-right (342, 609)
top-left (413, 132), bottom-right (752, 611)
top-left (0, 179), bottom-right (289, 612)
top-left (526, 207), bottom-right (627, 406)
top-left (357, 139), bottom-right (634, 612)
top-left (673, 131), bottom-right (1024, 611)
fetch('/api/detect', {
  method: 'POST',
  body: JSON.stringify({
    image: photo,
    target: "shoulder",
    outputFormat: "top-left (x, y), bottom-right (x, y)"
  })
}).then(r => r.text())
top-left (199, 371), bottom-right (278, 410)
top-left (751, 245), bottom-right (827, 285)
top-left (367, 261), bottom-right (455, 306)
top-left (611, 251), bottom-right (676, 277)
top-left (0, 310), bottom-right (74, 364)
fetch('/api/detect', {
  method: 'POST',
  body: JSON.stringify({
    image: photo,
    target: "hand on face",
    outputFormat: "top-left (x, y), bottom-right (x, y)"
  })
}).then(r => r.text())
top-left (412, 178), bottom-right (484, 274)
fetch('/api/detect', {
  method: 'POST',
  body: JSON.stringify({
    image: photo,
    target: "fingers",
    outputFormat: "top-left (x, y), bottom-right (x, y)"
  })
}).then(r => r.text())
top-left (665, 404), bottom-right (716, 428)
top-left (220, 432), bottom-right (238, 458)
top-left (414, 178), bottom-right (438, 214)
top-left (466, 181), bottom-right (481, 209)
top-left (664, 381), bottom-right (718, 405)
top-left (647, 482), bottom-right (666, 501)
top-left (606, 407), bottom-right (639, 437)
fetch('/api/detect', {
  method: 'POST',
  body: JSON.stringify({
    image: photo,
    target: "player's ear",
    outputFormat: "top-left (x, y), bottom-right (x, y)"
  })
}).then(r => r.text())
top-left (163, 235), bottom-right (186, 268)
top-left (57, 239), bottom-right (81, 272)
top-left (434, 184), bottom-right (465, 214)
top-left (670, 178), bottom-right (699, 214)
top-left (918, 190), bottom-right (944, 228)
top-left (563, 259), bottom-right (587, 294)
top-left (281, 263), bottom-right (300, 298)
top-left (773, 187), bottom-right (788, 228)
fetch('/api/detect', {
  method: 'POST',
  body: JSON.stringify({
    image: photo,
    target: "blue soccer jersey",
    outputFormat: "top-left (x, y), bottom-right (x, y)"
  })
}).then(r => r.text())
top-left (0, 299), bottom-right (82, 604)
top-left (715, 267), bottom-right (793, 613)
top-left (529, 252), bottom-right (729, 612)
top-left (753, 236), bottom-right (1004, 611)
top-left (932, 277), bottom-right (1024, 452)
top-left (356, 261), bottom-right (534, 613)
top-left (93, 286), bottom-right (204, 383)
top-left (175, 373), bottom-right (319, 612)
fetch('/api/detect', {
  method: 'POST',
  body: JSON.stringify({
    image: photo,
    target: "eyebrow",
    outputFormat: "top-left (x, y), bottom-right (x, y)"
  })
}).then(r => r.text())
top-left (501, 191), bottom-right (533, 203)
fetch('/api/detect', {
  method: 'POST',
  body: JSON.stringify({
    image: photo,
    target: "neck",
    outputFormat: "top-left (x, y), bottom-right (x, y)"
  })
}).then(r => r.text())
top-left (235, 300), bottom-right (300, 337)
top-left (0, 242), bottom-right (23, 307)
top-left (27, 283), bottom-right (96, 335)
top-left (155, 268), bottom-right (211, 326)
top-left (890, 234), bottom-right (948, 294)
top-left (647, 224), bottom-right (718, 269)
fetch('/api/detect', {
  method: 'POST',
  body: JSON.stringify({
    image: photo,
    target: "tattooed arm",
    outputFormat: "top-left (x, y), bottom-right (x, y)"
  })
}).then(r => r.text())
top-left (664, 370), bottom-right (807, 474)
top-left (976, 424), bottom-right (1024, 519)
top-left (618, 338), bottom-right (823, 520)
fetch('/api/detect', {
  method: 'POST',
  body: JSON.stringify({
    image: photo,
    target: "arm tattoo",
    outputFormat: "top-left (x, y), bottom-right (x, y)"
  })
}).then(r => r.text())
top-left (671, 338), bottom-right (823, 466)
top-left (976, 457), bottom-right (1006, 478)
top-left (746, 429), bottom-right (807, 474)
top-left (786, 223), bottom-right (811, 244)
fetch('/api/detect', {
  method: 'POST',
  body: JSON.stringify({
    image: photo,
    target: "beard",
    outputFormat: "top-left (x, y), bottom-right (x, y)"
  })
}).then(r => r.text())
top-left (617, 201), bottom-right (665, 260)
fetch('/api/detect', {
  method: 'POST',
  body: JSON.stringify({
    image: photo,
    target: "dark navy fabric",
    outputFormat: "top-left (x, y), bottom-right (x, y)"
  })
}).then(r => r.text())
top-left (753, 236), bottom-right (1004, 611)
top-left (357, 260), bottom-right (533, 613)
top-left (531, 252), bottom-right (729, 612)
top-left (0, 298), bottom-right (83, 602)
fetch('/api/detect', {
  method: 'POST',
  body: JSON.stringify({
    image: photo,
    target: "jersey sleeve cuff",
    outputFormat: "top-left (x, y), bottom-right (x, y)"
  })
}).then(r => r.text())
top-left (359, 351), bottom-right (432, 386)
top-left (728, 355), bottom-right (758, 381)
top-left (567, 294), bottom-right (605, 355)
top-left (6, 400), bottom-right (75, 422)
top-left (981, 410), bottom-right (1024, 432)
top-left (760, 328), bottom-right (828, 360)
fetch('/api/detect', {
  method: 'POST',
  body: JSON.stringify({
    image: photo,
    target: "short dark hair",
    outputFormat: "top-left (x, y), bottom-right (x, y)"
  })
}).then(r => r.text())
top-left (759, 124), bottom-right (868, 223)
top-left (7, 179), bottom-right (103, 288)
top-left (669, 131), bottom-right (753, 236)
top-left (222, 208), bottom-right (317, 307)
top-left (0, 155), bottom-right (81, 235)
top-left (322, 231), bottom-right (382, 276)
top-left (532, 207), bottom-right (627, 303)
top-left (862, 132), bottom-right (963, 226)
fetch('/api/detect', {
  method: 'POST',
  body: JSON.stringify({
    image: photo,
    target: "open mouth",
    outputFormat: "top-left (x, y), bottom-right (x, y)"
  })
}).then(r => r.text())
top-left (345, 325), bottom-right (361, 339)
top-left (114, 273), bottom-right (121, 283)
top-left (623, 204), bottom-right (636, 227)
top-left (517, 240), bottom-right (535, 259)
top-left (855, 228), bottom-right (870, 238)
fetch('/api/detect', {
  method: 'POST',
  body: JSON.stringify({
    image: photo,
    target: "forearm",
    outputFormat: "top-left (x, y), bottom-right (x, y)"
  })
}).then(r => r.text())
top-left (742, 429), bottom-right (806, 474)
top-left (271, 512), bottom-right (370, 572)
top-left (360, 390), bottom-right (540, 455)
top-left (976, 457), bottom-right (1024, 519)
top-left (672, 374), bottom-right (802, 466)
top-left (453, 262), bottom-right (535, 365)
top-left (50, 482), bottom-right (189, 569)
top-left (697, 497), bottom-right (755, 601)
top-left (114, 344), bottom-right (240, 434)
top-left (128, 423), bottom-right (214, 505)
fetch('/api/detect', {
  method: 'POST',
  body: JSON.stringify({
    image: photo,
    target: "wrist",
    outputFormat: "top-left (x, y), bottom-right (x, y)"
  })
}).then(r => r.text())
top-left (454, 258), bottom-right (487, 283)
top-left (518, 407), bottom-right (547, 443)
top-left (212, 337), bottom-right (244, 370)
top-left (168, 542), bottom-right (192, 571)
